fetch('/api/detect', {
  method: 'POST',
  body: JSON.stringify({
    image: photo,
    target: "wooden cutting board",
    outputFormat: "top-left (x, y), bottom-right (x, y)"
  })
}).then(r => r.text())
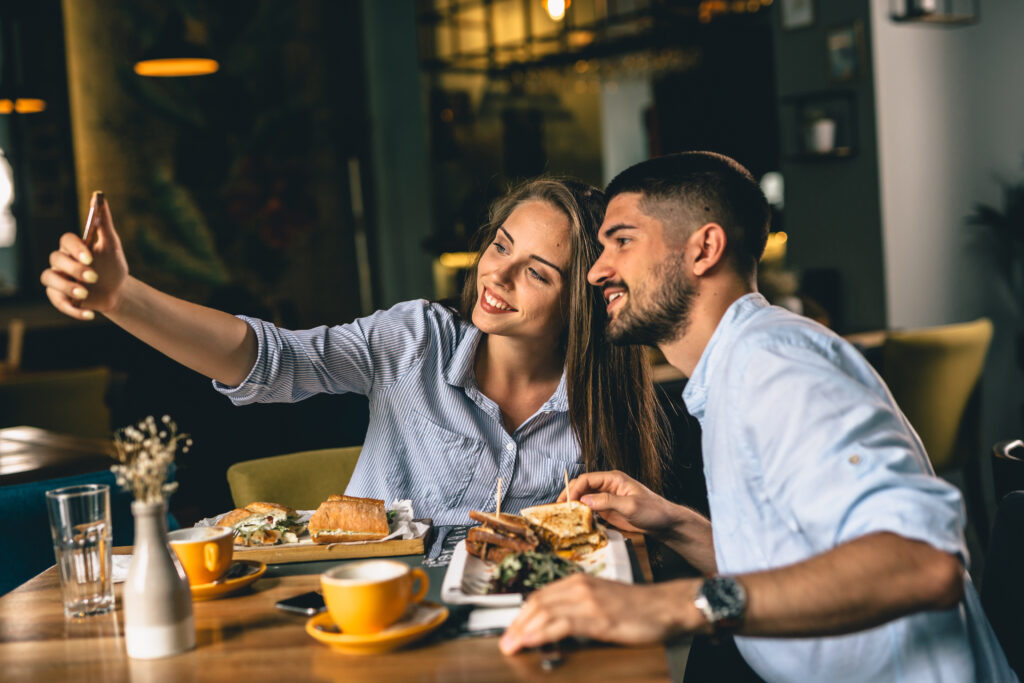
top-left (114, 521), bottom-right (432, 564)
top-left (228, 534), bottom-right (427, 564)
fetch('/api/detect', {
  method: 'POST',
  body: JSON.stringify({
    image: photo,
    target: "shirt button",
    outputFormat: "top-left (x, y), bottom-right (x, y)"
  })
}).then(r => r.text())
top-left (849, 455), bottom-right (861, 465)
top-left (505, 442), bottom-right (515, 451)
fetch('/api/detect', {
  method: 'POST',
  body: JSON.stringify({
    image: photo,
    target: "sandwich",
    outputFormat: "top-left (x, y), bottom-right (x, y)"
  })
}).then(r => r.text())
top-left (308, 494), bottom-right (390, 544)
top-left (220, 502), bottom-right (306, 546)
top-left (465, 510), bottom-right (539, 563)
top-left (519, 500), bottom-right (608, 559)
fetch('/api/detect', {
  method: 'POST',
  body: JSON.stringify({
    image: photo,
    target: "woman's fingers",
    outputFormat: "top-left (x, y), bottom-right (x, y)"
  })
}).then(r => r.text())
top-left (49, 248), bottom-right (98, 285)
top-left (40, 264), bottom-right (87, 298)
top-left (43, 277), bottom-right (94, 320)
top-left (58, 231), bottom-right (93, 265)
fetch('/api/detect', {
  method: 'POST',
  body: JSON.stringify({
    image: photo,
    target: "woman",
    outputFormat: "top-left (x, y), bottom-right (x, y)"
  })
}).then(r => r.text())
top-left (40, 178), bottom-right (667, 524)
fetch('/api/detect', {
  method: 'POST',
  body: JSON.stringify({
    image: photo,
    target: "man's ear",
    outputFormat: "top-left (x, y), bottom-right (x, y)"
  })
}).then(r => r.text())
top-left (690, 222), bottom-right (727, 276)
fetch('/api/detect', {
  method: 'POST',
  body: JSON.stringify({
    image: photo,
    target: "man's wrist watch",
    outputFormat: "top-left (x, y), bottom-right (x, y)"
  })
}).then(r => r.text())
top-left (693, 575), bottom-right (747, 635)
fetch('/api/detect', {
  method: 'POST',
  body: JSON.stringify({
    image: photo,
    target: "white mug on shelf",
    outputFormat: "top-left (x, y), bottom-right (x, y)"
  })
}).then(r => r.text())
top-left (806, 118), bottom-right (837, 155)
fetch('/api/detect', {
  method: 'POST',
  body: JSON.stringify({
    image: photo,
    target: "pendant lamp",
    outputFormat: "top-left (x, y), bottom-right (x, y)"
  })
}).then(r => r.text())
top-left (134, 11), bottom-right (218, 77)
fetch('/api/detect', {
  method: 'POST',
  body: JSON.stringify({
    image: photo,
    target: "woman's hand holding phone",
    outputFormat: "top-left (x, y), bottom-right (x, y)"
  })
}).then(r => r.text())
top-left (40, 190), bottom-right (130, 320)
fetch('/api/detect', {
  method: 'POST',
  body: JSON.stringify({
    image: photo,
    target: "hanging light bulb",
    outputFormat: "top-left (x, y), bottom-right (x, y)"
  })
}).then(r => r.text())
top-left (134, 12), bottom-right (219, 78)
top-left (545, 0), bottom-right (571, 22)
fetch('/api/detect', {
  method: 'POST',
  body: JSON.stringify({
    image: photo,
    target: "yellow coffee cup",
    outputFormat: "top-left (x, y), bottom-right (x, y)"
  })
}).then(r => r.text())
top-left (168, 526), bottom-right (235, 586)
top-left (321, 560), bottom-right (429, 634)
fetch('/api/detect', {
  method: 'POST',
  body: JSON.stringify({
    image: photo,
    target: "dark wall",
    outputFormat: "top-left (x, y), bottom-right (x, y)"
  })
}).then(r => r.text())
top-left (651, 13), bottom-right (780, 179)
top-left (771, 0), bottom-right (887, 333)
top-left (0, 0), bottom-right (79, 299)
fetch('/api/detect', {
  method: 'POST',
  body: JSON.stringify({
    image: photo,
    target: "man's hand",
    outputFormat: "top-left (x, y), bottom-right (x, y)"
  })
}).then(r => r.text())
top-left (559, 470), bottom-right (716, 572)
top-left (498, 574), bottom-right (701, 655)
top-left (558, 470), bottom-right (682, 536)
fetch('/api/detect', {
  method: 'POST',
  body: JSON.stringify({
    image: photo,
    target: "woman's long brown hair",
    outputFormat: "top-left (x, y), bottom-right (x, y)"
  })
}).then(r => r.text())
top-left (459, 178), bottom-right (669, 494)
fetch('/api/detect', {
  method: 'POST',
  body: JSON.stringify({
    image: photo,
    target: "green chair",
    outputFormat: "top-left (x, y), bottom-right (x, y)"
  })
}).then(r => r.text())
top-left (882, 318), bottom-right (993, 540)
top-left (226, 446), bottom-right (362, 511)
top-left (0, 367), bottom-right (112, 438)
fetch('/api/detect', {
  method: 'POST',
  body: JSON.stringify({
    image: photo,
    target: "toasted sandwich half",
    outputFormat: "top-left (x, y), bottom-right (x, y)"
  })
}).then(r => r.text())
top-left (308, 495), bottom-right (389, 544)
top-left (221, 502), bottom-right (306, 546)
top-left (466, 510), bottom-right (539, 563)
top-left (519, 501), bottom-right (608, 559)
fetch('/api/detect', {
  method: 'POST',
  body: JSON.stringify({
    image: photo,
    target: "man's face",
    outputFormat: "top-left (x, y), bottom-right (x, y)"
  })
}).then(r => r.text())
top-left (587, 193), bottom-right (696, 346)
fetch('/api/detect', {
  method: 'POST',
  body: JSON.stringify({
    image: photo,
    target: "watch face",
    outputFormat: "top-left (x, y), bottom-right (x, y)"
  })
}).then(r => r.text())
top-left (701, 576), bottom-right (747, 623)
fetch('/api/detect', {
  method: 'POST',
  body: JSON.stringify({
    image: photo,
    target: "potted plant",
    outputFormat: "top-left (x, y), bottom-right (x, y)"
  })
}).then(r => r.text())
top-left (968, 164), bottom-right (1024, 329)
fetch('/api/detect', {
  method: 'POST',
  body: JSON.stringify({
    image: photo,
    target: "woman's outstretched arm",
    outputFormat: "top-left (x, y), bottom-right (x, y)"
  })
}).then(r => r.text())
top-left (40, 193), bottom-right (257, 386)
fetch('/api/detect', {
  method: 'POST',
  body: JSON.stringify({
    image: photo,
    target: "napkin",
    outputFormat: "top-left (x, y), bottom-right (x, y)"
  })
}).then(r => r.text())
top-left (112, 555), bottom-right (133, 583)
top-left (467, 606), bottom-right (521, 631)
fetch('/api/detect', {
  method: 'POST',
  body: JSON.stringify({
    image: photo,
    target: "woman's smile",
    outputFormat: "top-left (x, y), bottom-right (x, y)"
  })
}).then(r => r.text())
top-left (480, 287), bottom-right (517, 313)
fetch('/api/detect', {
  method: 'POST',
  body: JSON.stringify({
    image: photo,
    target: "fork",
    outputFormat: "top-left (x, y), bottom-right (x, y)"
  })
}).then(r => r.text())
top-left (539, 642), bottom-right (563, 671)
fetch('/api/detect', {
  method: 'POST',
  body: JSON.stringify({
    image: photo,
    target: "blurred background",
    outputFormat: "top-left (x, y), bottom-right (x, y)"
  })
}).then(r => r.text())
top-left (0, 0), bottom-right (1021, 529)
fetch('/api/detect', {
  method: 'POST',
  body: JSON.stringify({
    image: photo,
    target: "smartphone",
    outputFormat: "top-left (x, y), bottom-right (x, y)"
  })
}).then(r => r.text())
top-left (275, 590), bottom-right (326, 616)
top-left (81, 191), bottom-right (103, 244)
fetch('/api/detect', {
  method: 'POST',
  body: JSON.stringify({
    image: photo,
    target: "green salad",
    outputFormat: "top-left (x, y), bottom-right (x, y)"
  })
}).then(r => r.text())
top-left (489, 550), bottom-right (582, 594)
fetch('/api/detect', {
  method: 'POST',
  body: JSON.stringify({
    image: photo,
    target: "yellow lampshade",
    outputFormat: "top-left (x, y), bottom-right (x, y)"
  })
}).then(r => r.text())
top-left (13, 98), bottom-right (45, 113)
top-left (133, 57), bottom-right (219, 78)
top-left (134, 13), bottom-right (219, 78)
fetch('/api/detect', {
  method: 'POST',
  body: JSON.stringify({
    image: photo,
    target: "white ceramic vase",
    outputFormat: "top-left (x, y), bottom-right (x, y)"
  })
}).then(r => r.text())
top-left (123, 500), bottom-right (195, 659)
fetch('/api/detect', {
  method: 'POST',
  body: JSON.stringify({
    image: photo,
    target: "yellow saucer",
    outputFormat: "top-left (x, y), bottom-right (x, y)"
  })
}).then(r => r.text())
top-left (305, 602), bottom-right (449, 654)
top-left (190, 560), bottom-right (267, 601)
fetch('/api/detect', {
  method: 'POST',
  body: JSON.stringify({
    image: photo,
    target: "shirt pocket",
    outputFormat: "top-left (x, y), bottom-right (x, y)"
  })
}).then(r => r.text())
top-left (401, 411), bottom-right (486, 510)
top-left (526, 448), bottom-right (586, 504)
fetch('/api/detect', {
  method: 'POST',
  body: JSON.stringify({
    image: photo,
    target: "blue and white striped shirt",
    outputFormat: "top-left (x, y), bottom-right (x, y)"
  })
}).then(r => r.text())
top-left (214, 300), bottom-right (583, 525)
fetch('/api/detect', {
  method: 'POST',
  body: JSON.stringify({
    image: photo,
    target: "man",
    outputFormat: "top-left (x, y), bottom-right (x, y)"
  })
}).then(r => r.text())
top-left (499, 152), bottom-right (1015, 682)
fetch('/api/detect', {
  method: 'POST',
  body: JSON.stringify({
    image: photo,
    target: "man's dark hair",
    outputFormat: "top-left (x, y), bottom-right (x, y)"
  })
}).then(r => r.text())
top-left (605, 151), bottom-right (771, 277)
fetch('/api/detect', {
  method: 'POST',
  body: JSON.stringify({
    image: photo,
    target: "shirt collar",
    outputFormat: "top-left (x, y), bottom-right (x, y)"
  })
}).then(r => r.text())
top-left (443, 324), bottom-right (569, 413)
top-left (443, 322), bottom-right (482, 389)
top-left (682, 292), bottom-right (769, 422)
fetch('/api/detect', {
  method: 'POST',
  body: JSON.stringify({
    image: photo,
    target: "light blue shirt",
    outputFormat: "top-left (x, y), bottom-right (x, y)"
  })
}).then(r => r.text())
top-left (683, 293), bottom-right (1015, 683)
top-left (214, 300), bottom-right (583, 525)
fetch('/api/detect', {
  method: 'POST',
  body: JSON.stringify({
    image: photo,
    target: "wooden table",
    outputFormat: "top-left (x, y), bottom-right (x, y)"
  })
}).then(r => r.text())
top-left (0, 537), bottom-right (683, 682)
top-left (0, 426), bottom-right (115, 486)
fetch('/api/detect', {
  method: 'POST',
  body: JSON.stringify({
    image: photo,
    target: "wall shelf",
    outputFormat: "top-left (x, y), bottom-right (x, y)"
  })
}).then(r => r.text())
top-left (779, 90), bottom-right (858, 162)
top-left (888, 0), bottom-right (978, 26)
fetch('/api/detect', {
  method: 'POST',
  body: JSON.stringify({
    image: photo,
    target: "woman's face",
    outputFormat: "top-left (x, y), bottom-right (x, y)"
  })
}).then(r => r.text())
top-left (472, 199), bottom-right (572, 344)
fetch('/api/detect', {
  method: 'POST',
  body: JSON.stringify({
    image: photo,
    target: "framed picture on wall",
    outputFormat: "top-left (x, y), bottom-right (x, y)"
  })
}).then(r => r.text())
top-left (825, 22), bottom-right (864, 82)
top-left (780, 0), bottom-right (815, 30)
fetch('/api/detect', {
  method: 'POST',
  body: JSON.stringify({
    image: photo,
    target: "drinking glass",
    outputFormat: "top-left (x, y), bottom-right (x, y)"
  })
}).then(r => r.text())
top-left (45, 484), bottom-right (114, 617)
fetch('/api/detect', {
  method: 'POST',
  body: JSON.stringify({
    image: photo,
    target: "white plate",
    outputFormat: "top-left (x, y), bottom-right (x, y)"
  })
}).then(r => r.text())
top-left (440, 528), bottom-right (634, 606)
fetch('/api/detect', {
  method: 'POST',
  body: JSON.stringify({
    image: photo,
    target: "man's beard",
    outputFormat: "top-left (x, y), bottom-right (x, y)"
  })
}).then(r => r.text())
top-left (605, 252), bottom-right (695, 347)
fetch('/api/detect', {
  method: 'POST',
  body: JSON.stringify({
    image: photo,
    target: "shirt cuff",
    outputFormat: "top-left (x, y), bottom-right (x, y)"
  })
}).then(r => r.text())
top-left (211, 316), bottom-right (269, 404)
top-left (838, 497), bottom-right (968, 565)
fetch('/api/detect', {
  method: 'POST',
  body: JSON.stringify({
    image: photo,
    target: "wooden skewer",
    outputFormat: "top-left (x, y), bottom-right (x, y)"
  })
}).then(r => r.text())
top-left (481, 476), bottom-right (504, 565)
top-left (564, 467), bottom-right (571, 503)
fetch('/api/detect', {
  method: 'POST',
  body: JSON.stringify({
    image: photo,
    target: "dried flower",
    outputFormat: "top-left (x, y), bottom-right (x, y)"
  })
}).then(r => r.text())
top-left (111, 415), bottom-right (191, 503)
